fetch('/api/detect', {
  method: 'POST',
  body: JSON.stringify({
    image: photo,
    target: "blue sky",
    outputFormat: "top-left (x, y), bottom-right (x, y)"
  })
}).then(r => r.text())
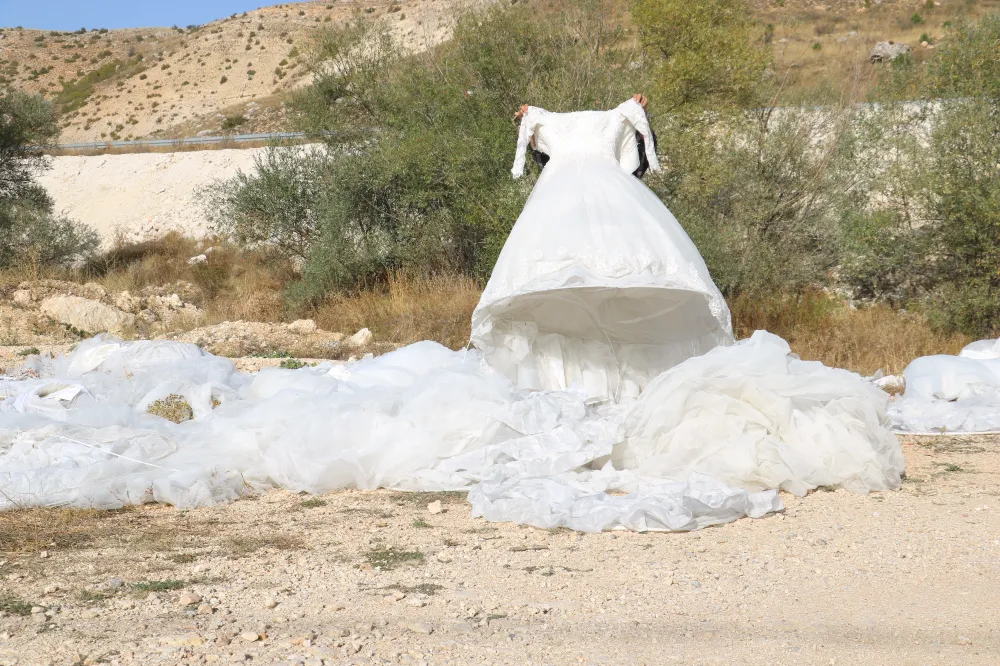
top-left (0, 0), bottom-right (307, 31)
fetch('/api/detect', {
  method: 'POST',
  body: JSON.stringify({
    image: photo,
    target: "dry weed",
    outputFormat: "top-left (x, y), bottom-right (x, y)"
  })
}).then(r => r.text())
top-left (0, 507), bottom-right (132, 553)
top-left (731, 291), bottom-right (970, 375)
top-left (314, 273), bottom-right (481, 349)
top-left (146, 395), bottom-right (194, 424)
top-left (0, 232), bottom-right (971, 374)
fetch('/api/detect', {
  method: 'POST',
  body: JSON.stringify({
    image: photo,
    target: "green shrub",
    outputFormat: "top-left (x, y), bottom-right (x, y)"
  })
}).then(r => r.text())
top-left (286, 2), bottom-right (639, 303)
top-left (54, 58), bottom-right (132, 113)
top-left (0, 90), bottom-right (99, 268)
top-left (838, 12), bottom-right (1000, 336)
top-left (205, 147), bottom-right (322, 260)
top-left (221, 114), bottom-right (246, 129)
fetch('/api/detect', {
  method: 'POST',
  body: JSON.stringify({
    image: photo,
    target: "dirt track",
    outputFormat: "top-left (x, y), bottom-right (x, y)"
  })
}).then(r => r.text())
top-left (0, 435), bottom-right (998, 666)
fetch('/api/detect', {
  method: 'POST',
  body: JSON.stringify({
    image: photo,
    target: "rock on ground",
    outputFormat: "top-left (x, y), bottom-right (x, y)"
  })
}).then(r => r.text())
top-left (870, 41), bottom-right (912, 63)
top-left (39, 295), bottom-right (135, 335)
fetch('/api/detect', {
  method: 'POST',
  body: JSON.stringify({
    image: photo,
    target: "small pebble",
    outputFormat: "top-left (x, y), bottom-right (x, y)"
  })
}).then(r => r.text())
top-left (240, 631), bottom-right (260, 642)
top-left (427, 501), bottom-right (443, 515)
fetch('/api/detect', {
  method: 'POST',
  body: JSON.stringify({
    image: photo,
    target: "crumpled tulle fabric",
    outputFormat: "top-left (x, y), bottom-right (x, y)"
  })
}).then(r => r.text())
top-left (889, 338), bottom-right (1000, 433)
top-left (0, 331), bottom-right (902, 532)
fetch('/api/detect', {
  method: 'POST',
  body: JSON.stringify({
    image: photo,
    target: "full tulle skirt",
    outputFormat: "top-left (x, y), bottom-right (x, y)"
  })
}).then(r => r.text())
top-left (472, 158), bottom-right (732, 402)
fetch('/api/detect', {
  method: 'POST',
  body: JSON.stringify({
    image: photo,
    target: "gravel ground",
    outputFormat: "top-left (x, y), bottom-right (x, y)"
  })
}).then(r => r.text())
top-left (1, 434), bottom-right (998, 665)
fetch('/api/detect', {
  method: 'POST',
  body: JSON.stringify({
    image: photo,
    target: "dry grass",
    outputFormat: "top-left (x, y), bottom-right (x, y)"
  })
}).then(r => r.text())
top-left (759, 0), bottom-right (1000, 99)
top-left (0, 504), bottom-right (227, 555)
top-left (314, 273), bottom-right (482, 350)
top-left (146, 394), bottom-right (194, 423)
top-left (2, 234), bottom-right (969, 374)
top-left (731, 291), bottom-right (971, 375)
top-left (83, 232), bottom-right (295, 325)
top-left (0, 507), bottom-right (133, 553)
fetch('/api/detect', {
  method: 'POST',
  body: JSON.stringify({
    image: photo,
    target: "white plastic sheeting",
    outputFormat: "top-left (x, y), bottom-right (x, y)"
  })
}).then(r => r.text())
top-left (889, 338), bottom-right (1000, 433)
top-left (0, 332), bottom-right (903, 531)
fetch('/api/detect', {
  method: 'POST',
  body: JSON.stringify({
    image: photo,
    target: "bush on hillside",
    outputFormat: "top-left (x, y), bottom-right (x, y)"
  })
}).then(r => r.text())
top-left (205, 147), bottom-right (323, 260)
top-left (0, 90), bottom-right (98, 267)
top-left (211, 2), bottom-right (643, 305)
top-left (836, 12), bottom-right (1000, 337)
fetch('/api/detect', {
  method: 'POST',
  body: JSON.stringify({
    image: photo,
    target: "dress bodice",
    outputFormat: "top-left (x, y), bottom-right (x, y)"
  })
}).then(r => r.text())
top-left (512, 99), bottom-right (659, 178)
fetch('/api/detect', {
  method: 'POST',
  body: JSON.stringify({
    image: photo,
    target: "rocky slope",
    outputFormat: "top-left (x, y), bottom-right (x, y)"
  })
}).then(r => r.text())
top-left (0, 0), bottom-right (477, 143)
top-left (0, 279), bottom-right (388, 371)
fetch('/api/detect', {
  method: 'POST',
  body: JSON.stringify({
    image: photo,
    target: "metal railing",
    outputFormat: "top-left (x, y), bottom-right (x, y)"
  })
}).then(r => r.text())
top-left (49, 131), bottom-right (309, 151)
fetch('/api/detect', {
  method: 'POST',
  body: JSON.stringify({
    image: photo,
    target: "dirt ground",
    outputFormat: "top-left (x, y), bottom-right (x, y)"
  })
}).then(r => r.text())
top-left (0, 435), bottom-right (997, 666)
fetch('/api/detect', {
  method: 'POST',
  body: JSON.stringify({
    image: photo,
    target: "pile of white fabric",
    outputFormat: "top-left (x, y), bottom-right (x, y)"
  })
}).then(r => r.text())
top-left (890, 338), bottom-right (1000, 433)
top-left (0, 332), bottom-right (903, 532)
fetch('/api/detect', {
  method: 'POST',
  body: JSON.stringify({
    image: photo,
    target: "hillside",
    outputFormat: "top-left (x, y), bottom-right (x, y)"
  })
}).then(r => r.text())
top-left (0, 0), bottom-right (473, 143)
top-left (1, 0), bottom-right (998, 144)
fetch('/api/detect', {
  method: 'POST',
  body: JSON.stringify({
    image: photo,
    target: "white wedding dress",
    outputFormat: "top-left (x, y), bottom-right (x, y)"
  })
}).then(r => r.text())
top-left (0, 99), bottom-right (905, 532)
top-left (472, 99), bottom-right (732, 402)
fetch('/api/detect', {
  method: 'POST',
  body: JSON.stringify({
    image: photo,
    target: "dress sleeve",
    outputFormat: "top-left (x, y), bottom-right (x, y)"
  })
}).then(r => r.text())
top-left (618, 99), bottom-right (660, 173)
top-left (512, 106), bottom-right (545, 179)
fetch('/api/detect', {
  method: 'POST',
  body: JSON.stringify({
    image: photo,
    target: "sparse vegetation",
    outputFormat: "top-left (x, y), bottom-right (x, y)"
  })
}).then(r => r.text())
top-left (221, 114), bottom-right (246, 130)
top-left (225, 533), bottom-right (305, 557)
top-left (364, 546), bottom-right (424, 570)
top-left (0, 595), bottom-right (34, 616)
top-left (130, 579), bottom-right (187, 593)
top-left (146, 394), bottom-right (194, 423)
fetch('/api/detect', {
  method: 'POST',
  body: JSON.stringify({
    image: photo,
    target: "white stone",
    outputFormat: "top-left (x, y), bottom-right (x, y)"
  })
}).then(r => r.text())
top-left (427, 500), bottom-right (443, 515)
top-left (348, 328), bottom-right (373, 347)
top-left (114, 291), bottom-right (141, 314)
top-left (187, 254), bottom-right (208, 265)
top-left (287, 319), bottom-right (318, 336)
top-left (12, 290), bottom-right (32, 306)
top-left (40, 295), bottom-right (134, 334)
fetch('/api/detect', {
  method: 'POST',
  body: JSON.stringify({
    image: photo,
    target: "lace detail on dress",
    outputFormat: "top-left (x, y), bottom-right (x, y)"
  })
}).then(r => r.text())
top-left (512, 99), bottom-right (660, 178)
